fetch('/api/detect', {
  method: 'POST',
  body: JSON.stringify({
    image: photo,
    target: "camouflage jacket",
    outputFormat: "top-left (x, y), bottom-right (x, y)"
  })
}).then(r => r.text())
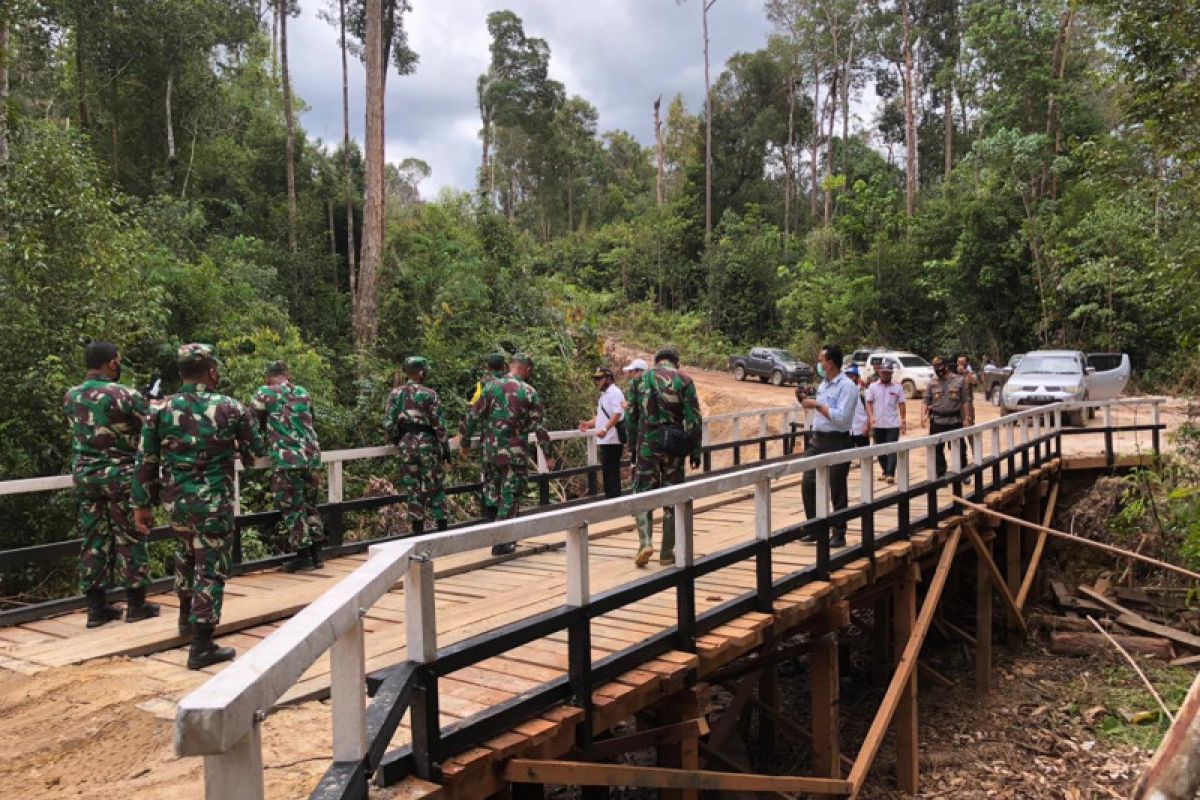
top-left (460, 369), bottom-right (506, 440)
top-left (463, 375), bottom-right (550, 455)
top-left (131, 383), bottom-right (266, 507)
top-left (384, 381), bottom-right (448, 445)
top-left (251, 381), bottom-right (321, 469)
top-left (63, 378), bottom-right (149, 486)
top-left (626, 361), bottom-right (703, 459)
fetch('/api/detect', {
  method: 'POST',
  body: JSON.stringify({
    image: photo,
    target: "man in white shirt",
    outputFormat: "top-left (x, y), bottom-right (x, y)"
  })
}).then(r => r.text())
top-left (797, 344), bottom-right (858, 548)
top-left (866, 360), bottom-right (907, 483)
top-left (579, 367), bottom-right (626, 498)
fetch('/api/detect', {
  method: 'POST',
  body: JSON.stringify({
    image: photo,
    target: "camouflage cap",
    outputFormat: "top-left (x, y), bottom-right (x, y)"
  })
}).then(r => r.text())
top-left (654, 346), bottom-right (680, 366)
top-left (511, 352), bottom-right (534, 367)
top-left (403, 355), bottom-right (429, 372)
top-left (485, 353), bottom-right (508, 371)
top-left (177, 343), bottom-right (218, 368)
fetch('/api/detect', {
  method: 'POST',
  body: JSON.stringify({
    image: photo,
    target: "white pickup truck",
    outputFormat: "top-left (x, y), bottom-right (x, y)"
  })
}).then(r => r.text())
top-left (1000, 350), bottom-right (1131, 426)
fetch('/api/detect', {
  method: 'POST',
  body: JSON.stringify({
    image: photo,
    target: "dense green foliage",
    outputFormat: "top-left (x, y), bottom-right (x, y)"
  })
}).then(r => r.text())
top-left (1, 0), bottom-right (1199, 584)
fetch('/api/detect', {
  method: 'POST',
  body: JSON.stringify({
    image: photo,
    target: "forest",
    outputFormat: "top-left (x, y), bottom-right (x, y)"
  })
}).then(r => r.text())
top-left (1, 0), bottom-right (1198, 556)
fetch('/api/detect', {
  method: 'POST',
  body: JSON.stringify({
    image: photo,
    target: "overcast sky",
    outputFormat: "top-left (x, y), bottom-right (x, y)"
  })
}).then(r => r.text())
top-left (289, 1), bottom-right (774, 195)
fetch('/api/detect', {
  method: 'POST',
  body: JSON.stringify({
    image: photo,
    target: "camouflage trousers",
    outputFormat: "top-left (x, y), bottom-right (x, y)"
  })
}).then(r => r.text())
top-left (479, 459), bottom-right (502, 515)
top-left (165, 481), bottom-right (235, 625)
top-left (631, 450), bottom-right (686, 553)
top-left (398, 434), bottom-right (447, 524)
top-left (271, 468), bottom-right (323, 551)
top-left (75, 482), bottom-right (149, 593)
top-left (487, 446), bottom-right (533, 520)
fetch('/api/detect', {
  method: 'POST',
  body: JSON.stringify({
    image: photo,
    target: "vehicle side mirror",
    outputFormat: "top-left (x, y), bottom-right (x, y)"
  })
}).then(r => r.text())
top-left (1086, 366), bottom-right (1096, 374)
top-left (1002, 366), bottom-right (1012, 374)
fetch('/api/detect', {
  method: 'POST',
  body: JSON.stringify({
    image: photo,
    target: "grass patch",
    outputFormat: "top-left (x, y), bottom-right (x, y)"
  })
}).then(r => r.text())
top-left (1084, 662), bottom-right (1195, 750)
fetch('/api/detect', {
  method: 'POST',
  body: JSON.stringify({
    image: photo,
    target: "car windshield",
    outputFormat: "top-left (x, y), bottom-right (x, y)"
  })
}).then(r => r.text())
top-left (898, 355), bottom-right (929, 368)
top-left (769, 350), bottom-right (797, 362)
top-left (1016, 355), bottom-right (1080, 375)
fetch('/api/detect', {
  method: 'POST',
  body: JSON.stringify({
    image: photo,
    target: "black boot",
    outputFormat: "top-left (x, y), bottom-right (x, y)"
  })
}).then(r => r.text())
top-left (125, 587), bottom-right (161, 623)
top-left (436, 518), bottom-right (448, 532)
top-left (187, 623), bottom-right (236, 670)
top-left (411, 519), bottom-right (425, 537)
top-left (829, 530), bottom-right (847, 549)
top-left (482, 504), bottom-right (498, 522)
top-left (85, 588), bottom-right (122, 628)
top-left (283, 546), bottom-right (315, 573)
top-left (308, 543), bottom-right (324, 569)
top-left (178, 594), bottom-right (192, 638)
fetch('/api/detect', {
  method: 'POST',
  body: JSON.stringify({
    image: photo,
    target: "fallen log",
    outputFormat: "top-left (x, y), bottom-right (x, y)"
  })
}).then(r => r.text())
top-left (1116, 613), bottom-right (1200, 653)
top-left (1049, 631), bottom-right (1174, 661)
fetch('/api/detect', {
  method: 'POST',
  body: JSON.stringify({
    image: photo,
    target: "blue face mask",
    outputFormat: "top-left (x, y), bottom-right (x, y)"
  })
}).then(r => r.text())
top-left (816, 362), bottom-right (826, 380)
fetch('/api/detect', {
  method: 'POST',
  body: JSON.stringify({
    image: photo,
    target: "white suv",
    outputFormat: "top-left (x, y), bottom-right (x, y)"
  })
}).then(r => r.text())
top-left (863, 352), bottom-right (936, 399)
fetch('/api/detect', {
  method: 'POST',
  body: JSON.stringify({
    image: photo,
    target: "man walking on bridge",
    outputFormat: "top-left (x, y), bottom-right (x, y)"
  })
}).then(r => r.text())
top-left (461, 353), bottom-right (550, 556)
top-left (626, 347), bottom-right (703, 567)
top-left (799, 344), bottom-right (857, 549)
top-left (461, 353), bottom-right (508, 522)
top-left (385, 356), bottom-right (450, 536)
top-left (64, 341), bottom-right (161, 627)
top-left (252, 361), bottom-right (323, 572)
top-left (132, 344), bottom-right (265, 670)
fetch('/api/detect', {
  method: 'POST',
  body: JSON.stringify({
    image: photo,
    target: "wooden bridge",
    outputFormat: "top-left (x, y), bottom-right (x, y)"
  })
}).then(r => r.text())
top-left (0, 398), bottom-right (1167, 799)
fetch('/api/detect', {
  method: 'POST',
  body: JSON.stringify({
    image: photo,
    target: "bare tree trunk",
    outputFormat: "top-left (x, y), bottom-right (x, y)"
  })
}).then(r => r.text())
top-left (356, 0), bottom-right (384, 348)
top-left (270, 1), bottom-right (278, 81)
top-left (654, 96), bottom-right (665, 207)
top-left (165, 70), bottom-right (176, 160)
top-left (810, 63), bottom-right (820, 223)
top-left (784, 76), bottom-right (796, 241)
top-left (703, 0), bottom-right (717, 243)
top-left (944, 79), bottom-right (953, 179)
top-left (1044, 8), bottom-right (1074, 200)
top-left (0, 17), bottom-right (9, 167)
top-left (76, 11), bottom-right (89, 130)
top-left (279, 0), bottom-right (298, 252)
top-left (327, 197), bottom-right (337, 256)
top-left (480, 111), bottom-right (490, 193)
top-left (901, 0), bottom-right (916, 217)
top-left (339, 0), bottom-right (357, 309)
top-left (824, 68), bottom-right (837, 225)
top-left (842, 34), bottom-right (856, 182)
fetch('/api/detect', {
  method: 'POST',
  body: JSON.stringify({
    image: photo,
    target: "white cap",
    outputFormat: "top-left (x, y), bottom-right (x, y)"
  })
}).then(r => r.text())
top-left (623, 358), bottom-right (648, 372)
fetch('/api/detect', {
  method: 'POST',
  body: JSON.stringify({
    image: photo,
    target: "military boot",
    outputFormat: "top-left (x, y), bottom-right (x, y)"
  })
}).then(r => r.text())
top-left (436, 518), bottom-right (448, 532)
top-left (284, 546), bottom-right (315, 573)
top-left (187, 623), bottom-right (235, 670)
top-left (124, 587), bottom-right (161, 623)
top-left (177, 594), bottom-right (193, 638)
top-left (308, 543), bottom-right (324, 569)
top-left (85, 588), bottom-right (122, 628)
top-left (411, 520), bottom-right (425, 537)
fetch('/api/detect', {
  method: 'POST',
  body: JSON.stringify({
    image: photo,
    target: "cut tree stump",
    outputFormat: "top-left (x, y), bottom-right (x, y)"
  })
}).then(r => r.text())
top-left (1049, 632), bottom-right (1174, 661)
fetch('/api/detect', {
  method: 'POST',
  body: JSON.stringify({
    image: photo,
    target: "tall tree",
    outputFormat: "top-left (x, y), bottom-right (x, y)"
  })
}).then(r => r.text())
top-left (654, 96), bottom-right (664, 207)
top-left (356, 0), bottom-right (383, 347)
top-left (900, 0), bottom-right (916, 216)
top-left (339, 0), bottom-right (357, 298)
top-left (279, 0), bottom-right (298, 251)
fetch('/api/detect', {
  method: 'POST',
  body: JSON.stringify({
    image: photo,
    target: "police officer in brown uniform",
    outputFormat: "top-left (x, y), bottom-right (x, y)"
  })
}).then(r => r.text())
top-left (921, 356), bottom-right (973, 478)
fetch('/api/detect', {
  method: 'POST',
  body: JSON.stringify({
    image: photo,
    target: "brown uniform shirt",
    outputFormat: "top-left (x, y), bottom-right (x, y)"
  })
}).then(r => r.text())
top-left (924, 373), bottom-right (971, 424)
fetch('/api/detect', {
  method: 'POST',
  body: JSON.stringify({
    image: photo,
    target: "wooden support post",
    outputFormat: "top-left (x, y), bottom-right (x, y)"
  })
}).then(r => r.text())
top-left (871, 597), bottom-right (891, 685)
top-left (1015, 481), bottom-right (1059, 613)
top-left (811, 631), bottom-right (841, 798)
top-left (758, 633), bottom-right (779, 768)
top-left (204, 721), bottom-right (264, 800)
top-left (893, 563), bottom-right (919, 796)
top-left (975, 536), bottom-right (993, 696)
top-left (1005, 520), bottom-right (1022, 648)
top-left (330, 616), bottom-right (368, 763)
top-left (657, 688), bottom-right (703, 800)
top-left (962, 524), bottom-right (1028, 636)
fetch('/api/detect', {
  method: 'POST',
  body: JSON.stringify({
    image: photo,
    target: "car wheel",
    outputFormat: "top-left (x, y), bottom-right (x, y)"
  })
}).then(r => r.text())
top-left (902, 379), bottom-right (916, 399)
top-left (733, 365), bottom-right (746, 381)
top-left (990, 385), bottom-right (1002, 407)
top-left (771, 370), bottom-right (784, 387)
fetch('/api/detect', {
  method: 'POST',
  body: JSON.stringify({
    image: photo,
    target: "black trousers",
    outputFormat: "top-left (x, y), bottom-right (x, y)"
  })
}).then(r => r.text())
top-left (929, 419), bottom-right (965, 476)
top-left (802, 431), bottom-right (852, 534)
top-left (873, 427), bottom-right (900, 475)
top-left (599, 443), bottom-right (624, 499)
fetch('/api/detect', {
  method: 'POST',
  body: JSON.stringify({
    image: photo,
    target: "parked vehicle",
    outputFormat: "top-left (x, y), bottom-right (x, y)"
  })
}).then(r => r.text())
top-left (863, 351), bottom-right (936, 399)
top-left (844, 348), bottom-right (878, 372)
top-left (728, 348), bottom-right (815, 386)
top-left (1000, 350), bottom-right (1131, 426)
top-left (982, 354), bottom-right (1025, 407)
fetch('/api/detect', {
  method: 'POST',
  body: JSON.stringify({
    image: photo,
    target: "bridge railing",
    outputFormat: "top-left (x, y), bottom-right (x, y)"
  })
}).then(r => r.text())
top-left (0, 405), bottom-right (804, 622)
top-left (173, 397), bottom-right (1165, 799)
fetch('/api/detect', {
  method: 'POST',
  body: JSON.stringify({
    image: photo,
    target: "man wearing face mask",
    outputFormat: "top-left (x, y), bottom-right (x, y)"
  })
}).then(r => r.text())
top-left (64, 341), bottom-right (161, 627)
top-left (132, 343), bottom-right (265, 669)
top-left (796, 344), bottom-right (858, 548)
top-left (922, 356), bottom-right (972, 478)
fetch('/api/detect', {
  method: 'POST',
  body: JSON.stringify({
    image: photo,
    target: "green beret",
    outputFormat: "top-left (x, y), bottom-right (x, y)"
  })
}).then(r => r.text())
top-left (403, 355), bottom-right (429, 372)
top-left (178, 343), bottom-right (217, 367)
top-left (511, 352), bottom-right (534, 367)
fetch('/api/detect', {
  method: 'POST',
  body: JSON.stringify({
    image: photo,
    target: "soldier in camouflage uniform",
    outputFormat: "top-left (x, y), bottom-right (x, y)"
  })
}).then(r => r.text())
top-left (252, 361), bottom-right (324, 572)
top-left (64, 341), bottom-right (161, 627)
top-left (132, 344), bottom-right (265, 670)
top-left (626, 347), bottom-right (703, 567)
top-left (460, 353), bottom-right (509, 521)
top-left (461, 353), bottom-right (550, 556)
top-left (384, 356), bottom-right (450, 536)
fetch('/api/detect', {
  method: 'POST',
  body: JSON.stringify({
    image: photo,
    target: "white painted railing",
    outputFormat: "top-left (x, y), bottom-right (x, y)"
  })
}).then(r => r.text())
top-left (173, 398), bottom-right (1164, 798)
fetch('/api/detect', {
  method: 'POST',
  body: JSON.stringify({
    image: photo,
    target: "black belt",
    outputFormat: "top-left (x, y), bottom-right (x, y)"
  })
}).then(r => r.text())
top-left (812, 431), bottom-right (851, 440)
top-left (400, 423), bottom-right (437, 436)
top-left (931, 415), bottom-right (963, 425)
